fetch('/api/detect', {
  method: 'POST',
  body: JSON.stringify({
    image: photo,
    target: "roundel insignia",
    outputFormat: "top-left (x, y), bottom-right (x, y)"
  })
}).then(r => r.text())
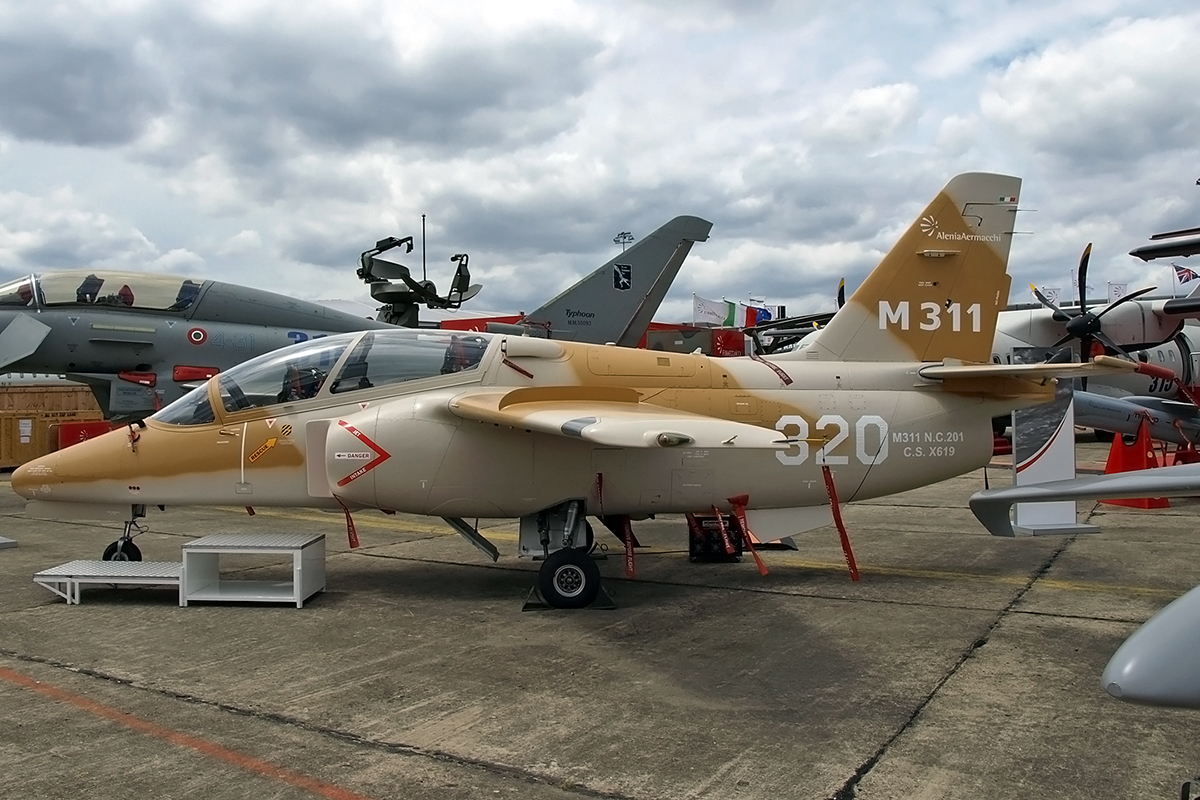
top-left (188, 327), bottom-right (208, 345)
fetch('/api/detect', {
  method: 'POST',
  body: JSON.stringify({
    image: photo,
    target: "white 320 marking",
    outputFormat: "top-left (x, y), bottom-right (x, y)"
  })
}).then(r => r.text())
top-left (774, 415), bottom-right (890, 466)
top-left (878, 301), bottom-right (981, 332)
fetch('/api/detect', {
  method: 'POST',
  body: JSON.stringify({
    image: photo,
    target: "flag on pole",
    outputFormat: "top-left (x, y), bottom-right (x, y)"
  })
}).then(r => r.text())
top-left (692, 294), bottom-right (728, 326)
top-left (1107, 282), bottom-right (1128, 304)
top-left (744, 303), bottom-right (772, 326)
top-left (1175, 264), bottom-right (1200, 284)
top-left (694, 295), bottom-right (778, 328)
top-left (1037, 286), bottom-right (1061, 305)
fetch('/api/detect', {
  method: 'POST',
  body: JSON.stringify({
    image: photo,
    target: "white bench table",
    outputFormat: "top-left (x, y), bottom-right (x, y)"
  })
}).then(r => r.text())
top-left (181, 532), bottom-right (325, 608)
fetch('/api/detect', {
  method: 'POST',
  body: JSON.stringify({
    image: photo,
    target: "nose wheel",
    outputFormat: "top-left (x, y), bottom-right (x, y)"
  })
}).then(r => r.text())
top-left (102, 539), bottom-right (142, 562)
top-left (102, 512), bottom-right (146, 561)
top-left (536, 548), bottom-right (601, 609)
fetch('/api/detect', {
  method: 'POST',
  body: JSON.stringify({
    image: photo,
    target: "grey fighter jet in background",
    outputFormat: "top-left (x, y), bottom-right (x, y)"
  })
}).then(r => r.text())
top-left (0, 216), bottom-right (711, 419)
top-left (0, 271), bottom-right (394, 418)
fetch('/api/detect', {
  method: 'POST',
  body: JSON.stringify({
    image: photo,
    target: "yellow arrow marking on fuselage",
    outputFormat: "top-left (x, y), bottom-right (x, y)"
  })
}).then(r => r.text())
top-left (247, 437), bottom-right (278, 463)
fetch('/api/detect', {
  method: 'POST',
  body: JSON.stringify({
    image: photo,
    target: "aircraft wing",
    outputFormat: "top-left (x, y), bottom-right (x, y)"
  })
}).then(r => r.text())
top-left (449, 387), bottom-right (790, 449)
top-left (969, 463), bottom-right (1200, 536)
top-left (918, 355), bottom-right (1136, 382)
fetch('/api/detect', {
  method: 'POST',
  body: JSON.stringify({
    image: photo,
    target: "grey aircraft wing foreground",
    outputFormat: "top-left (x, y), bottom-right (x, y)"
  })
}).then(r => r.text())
top-left (968, 464), bottom-right (1200, 537)
top-left (12, 172), bottom-right (1138, 608)
top-left (0, 216), bottom-right (710, 420)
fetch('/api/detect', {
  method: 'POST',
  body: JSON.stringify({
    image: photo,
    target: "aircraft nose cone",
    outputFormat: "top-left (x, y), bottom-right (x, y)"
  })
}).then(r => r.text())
top-left (11, 452), bottom-right (58, 499)
top-left (1101, 584), bottom-right (1200, 709)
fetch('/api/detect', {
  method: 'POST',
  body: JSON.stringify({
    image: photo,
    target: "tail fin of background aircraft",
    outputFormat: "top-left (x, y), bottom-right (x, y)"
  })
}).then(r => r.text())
top-left (514, 216), bottom-right (713, 347)
top-left (802, 173), bottom-right (1020, 364)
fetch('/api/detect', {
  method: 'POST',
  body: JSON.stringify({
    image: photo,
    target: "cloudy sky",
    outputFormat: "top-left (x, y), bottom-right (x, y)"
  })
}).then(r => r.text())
top-left (1, 0), bottom-right (1198, 323)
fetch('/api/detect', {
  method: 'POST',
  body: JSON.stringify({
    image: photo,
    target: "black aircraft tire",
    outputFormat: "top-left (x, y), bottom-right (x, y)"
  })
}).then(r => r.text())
top-left (103, 540), bottom-right (142, 562)
top-left (538, 549), bottom-right (601, 609)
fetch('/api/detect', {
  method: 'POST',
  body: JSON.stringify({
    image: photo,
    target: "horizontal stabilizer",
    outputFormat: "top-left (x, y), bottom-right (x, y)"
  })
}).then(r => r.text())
top-left (919, 355), bottom-right (1136, 382)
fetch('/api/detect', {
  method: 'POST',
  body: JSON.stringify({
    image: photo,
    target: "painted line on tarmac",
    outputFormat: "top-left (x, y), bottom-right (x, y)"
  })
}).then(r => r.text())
top-left (0, 664), bottom-right (375, 800)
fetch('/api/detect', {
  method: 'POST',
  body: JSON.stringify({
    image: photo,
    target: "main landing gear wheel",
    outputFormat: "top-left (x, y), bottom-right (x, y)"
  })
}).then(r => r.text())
top-left (103, 540), bottom-right (142, 562)
top-left (537, 548), bottom-right (601, 609)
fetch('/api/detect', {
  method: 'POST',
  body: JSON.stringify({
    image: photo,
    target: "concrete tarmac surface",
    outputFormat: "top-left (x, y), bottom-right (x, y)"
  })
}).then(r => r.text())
top-left (2, 441), bottom-right (1199, 800)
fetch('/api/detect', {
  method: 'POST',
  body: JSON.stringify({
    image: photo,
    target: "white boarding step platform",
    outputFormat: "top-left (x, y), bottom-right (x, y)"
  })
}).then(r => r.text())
top-left (33, 560), bottom-right (182, 605)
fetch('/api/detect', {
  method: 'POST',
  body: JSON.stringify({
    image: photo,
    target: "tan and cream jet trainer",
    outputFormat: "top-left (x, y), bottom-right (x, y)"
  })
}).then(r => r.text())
top-left (12, 173), bottom-right (1133, 607)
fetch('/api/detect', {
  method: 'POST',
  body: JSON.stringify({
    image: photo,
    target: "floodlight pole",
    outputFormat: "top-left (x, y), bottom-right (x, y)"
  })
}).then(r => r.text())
top-left (422, 214), bottom-right (427, 281)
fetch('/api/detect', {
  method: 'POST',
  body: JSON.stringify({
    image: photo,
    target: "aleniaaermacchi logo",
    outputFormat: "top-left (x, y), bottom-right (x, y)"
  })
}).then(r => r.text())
top-left (919, 214), bottom-right (1001, 243)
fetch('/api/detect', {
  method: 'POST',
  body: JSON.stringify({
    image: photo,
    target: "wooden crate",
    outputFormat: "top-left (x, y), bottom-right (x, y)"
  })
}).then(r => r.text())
top-left (0, 385), bottom-right (104, 468)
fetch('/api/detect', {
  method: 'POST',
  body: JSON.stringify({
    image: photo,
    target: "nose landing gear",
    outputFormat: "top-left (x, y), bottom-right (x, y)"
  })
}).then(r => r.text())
top-left (101, 505), bottom-right (147, 562)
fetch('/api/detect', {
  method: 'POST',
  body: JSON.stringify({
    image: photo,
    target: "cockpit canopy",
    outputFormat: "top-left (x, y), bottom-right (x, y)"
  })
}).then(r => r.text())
top-left (0, 271), bottom-right (205, 310)
top-left (0, 277), bottom-right (34, 306)
top-left (152, 329), bottom-right (493, 426)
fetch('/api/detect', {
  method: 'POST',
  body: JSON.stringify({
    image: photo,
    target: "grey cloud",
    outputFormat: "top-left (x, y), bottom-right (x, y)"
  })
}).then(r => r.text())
top-left (18, 229), bottom-right (148, 269)
top-left (0, 40), bottom-right (167, 145)
top-left (981, 15), bottom-right (1200, 172)
top-left (279, 226), bottom-right (379, 271)
top-left (0, 5), bottom-right (601, 194)
top-left (143, 18), bottom-right (601, 169)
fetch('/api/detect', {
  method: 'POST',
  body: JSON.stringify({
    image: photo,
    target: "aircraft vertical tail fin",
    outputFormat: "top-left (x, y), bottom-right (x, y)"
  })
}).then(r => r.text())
top-left (803, 173), bottom-right (1020, 363)
top-left (518, 216), bottom-right (713, 346)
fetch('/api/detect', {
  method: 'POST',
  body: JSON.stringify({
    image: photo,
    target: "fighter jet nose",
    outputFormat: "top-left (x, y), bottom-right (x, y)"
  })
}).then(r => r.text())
top-left (11, 452), bottom-right (57, 499)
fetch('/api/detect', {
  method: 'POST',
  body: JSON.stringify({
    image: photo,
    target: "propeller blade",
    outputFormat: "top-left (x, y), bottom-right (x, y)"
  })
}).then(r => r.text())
top-left (837, 278), bottom-right (846, 309)
top-left (1092, 330), bottom-right (1134, 361)
top-left (1077, 243), bottom-right (1092, 314)
top-left (1093, 285), bottom-right (1157, 319)
top-left (1050, 334), bottom-right (1074, 348)
top-left (1031, 284), bottom-right (1070, 317)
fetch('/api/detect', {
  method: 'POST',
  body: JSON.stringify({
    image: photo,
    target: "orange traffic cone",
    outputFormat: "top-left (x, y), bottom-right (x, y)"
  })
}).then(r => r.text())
top-left (1100, 419), bottom-right (1168, 508)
